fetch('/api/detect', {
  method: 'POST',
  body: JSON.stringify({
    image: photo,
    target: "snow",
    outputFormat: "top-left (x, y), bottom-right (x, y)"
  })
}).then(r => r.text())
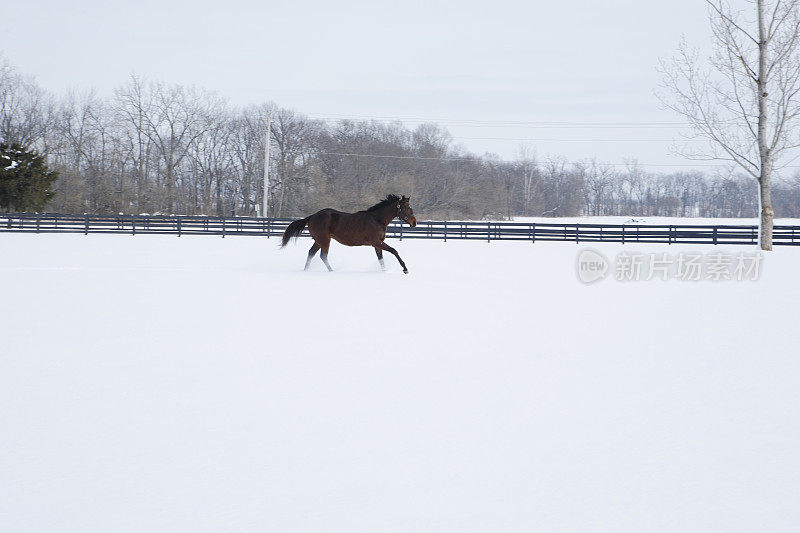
top-left (1, 232), bottom-right (799, 532)
top-left (511, 215), bottom-right (800, 226)
top-left (2, 153), bottom-right (19, 170)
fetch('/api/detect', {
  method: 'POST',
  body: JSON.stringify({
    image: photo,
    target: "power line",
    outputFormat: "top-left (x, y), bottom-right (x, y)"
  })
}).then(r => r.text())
top-left (304, 112), bottom-right (788, 169)
top-left (318, 151), bottom-right (479, 162)
top-left (314, 151), bottom-right (778, 168)
top-left (313, 120), bottom-right (688, 130)
top-left (451, 136), bottom-right (707, 142)
top-left (306, 112), bottom-right (687, 127)
top-left (306, 113), bottom-right (689, 129)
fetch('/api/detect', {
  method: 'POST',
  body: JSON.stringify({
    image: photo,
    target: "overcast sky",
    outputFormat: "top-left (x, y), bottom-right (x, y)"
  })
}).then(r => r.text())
top-left (2, 0), bottom-right (720, 168)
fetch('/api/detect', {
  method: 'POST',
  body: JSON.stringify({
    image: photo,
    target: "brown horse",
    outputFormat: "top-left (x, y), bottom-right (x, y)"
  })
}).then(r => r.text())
top-left (281, 194), bottom-right (417, 273)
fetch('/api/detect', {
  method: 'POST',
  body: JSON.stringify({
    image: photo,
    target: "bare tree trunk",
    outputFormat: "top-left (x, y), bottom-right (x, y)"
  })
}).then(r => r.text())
top-left (166, 161), bottom-right (174, 213)
top-left (757, 0), bottom-right (774, 250)
top-left (759, 169), bottom-right (774, 249)
top-left (277, 183), bottom-right (286, 217)
top-left (216, 173), bottom-right (223, 216)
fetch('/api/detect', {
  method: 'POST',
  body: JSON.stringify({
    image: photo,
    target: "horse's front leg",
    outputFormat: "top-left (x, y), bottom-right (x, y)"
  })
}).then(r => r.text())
top-left (378, 242), bottom-right (408, 274)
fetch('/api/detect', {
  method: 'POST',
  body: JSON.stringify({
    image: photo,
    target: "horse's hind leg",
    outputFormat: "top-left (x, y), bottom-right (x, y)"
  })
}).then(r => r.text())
top-left (305, 242), bottom-right (320, 271)
top-left (319, 238), bottom-right (333, 272)
top-left (374, 247), bottom-right (385, 271)
top-left (306, 214), bottom-right (331, 271)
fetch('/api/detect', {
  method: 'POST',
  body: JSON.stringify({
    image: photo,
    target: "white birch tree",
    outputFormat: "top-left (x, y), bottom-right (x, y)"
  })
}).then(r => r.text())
top-left (660, 0), bottom-right (800, 250)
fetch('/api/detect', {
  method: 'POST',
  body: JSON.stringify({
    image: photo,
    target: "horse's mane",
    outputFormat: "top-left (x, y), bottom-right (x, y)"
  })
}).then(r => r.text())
top-left (366, 194), bottom-right (400, 212)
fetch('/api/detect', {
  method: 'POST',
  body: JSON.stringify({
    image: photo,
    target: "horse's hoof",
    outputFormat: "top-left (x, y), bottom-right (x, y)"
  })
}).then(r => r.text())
top-left (403, 269), bottom-right (409, 274)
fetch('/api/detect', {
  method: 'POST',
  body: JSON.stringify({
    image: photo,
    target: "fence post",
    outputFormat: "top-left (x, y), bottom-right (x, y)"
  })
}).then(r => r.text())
top-left (668, 225), bottom-right (672, 245)
top-left (222, 217), bottom-right (226, 238)
top-left (443, 221), bottom-right (447, 242)
top-left (36, 213), bottom-right (40, 233)
top-left (487, 222), bottom-right (491, 242)
top-left (713, 227), bottom-right (718, 245)
top-left (575, 223), bottom-right (579, 244)
top-left (177, 217), bottom-right (182, 237)
top-left (85, 213), bottom-right (89, 235)
top-left (621, 225), bottom-right (625, 244)
top-left (532, 223), bottom-right (536, 243)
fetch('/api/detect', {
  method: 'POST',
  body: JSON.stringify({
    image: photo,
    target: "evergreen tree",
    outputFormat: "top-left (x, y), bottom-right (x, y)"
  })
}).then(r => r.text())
top-left (0, 143), bottom-right (58, 212)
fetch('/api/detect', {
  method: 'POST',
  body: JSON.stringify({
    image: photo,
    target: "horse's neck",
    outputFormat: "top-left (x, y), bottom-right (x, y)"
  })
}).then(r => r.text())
top-left (373, 205), bottom-right (397, 226)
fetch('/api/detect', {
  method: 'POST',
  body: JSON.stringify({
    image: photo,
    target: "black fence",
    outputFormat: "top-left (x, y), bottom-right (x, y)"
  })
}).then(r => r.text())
top-left (2, 212), bottom-right (799, 246)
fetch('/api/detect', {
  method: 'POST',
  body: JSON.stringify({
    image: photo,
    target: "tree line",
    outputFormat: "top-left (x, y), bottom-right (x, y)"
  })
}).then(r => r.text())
top-left (3, 55), bottom-right (800, 220)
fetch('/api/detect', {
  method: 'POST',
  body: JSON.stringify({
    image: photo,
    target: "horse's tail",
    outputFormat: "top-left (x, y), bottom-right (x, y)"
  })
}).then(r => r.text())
top-left (281, 216), bottom-right (309, 248)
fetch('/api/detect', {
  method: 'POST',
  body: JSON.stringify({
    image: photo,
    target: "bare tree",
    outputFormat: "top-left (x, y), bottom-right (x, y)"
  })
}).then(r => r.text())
top-left (115, 78), bottom-right (221, 213)
top-left (516, 145), bottom-right (539, 214)
top-left (660, 0), bottom-right (800, 250)
top-left (0, 55), bottom-right (54, 149)
top-left (227, 106), bottom-right (271, 217)
top-left (270, 108), bottom-right (316, 217)
top-left (114, 75), bottom-right (157, 212)
top-left (578, 159), bottom-right (615, 216)
top-left (188, 107), bottom-right (234, 215)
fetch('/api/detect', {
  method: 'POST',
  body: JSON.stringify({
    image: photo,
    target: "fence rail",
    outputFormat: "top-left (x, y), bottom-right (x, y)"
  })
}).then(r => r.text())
top-left (2, 212), bottom-right (799, 246)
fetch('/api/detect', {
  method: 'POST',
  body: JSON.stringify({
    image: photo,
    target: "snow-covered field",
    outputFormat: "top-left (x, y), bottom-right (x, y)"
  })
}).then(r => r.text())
top-left (510, 215), bottom-right (800, 226)
top-left (2, 233), bottom-right (799, 532)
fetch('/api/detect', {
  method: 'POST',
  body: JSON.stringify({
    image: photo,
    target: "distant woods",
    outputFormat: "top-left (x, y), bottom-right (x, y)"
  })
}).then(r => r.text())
top-left (3, 56), bottom-right (800, 219)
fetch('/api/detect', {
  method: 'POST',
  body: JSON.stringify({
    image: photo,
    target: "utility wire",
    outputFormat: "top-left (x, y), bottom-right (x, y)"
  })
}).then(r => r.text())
top-left (314, 151), bottom-right (784, 168)
top-left (310, 118), bottom-right (688, 129)
top-left (451, 136), bottom-right (707, 142)
top-left (306, 112), bottom-right (688, 127)
top-left (302, 112), bottom-right (787, 168)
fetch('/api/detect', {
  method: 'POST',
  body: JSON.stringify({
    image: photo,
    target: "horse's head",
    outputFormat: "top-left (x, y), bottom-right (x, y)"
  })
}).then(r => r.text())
top-left (398, 195), bottom-right (417, 227)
